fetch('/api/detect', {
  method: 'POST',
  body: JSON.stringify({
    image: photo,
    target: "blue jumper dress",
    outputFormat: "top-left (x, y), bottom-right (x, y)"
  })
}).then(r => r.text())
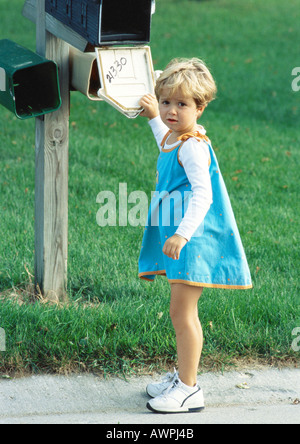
top-left (138, 132), bottom-right (252, 289)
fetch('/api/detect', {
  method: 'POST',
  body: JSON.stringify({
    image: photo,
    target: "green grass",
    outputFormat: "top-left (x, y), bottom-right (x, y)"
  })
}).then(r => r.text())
top-left (0, 0), bottom-right (299, 376)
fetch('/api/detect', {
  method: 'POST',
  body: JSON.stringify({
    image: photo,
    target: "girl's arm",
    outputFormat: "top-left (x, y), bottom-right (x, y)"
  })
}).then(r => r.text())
top-left (176, 139), bottom-right (212, 241)
top-left (163, 139), bottom-right (212, 261)
top-left (139, 94), bottom-right (168, 150)
top-left (148, 117), bottom-right (169, 151)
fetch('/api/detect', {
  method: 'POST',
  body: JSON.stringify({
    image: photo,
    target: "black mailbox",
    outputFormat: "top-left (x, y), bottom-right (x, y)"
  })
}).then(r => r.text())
top-left (45, 0), bottom-right (154, 46)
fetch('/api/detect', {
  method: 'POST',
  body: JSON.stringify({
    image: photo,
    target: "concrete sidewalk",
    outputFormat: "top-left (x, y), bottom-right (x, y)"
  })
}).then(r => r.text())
top-left (0, 368), bottom-right (299, 424)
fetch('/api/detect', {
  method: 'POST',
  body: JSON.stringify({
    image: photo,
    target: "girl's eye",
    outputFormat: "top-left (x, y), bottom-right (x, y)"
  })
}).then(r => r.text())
top-left (162, 100), bottom-right (169, 105)
top-left (178, 102), bottom-right (186, 107)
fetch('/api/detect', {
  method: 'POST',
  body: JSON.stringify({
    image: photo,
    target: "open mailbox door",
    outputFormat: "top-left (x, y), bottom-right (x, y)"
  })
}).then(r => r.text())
top-left (70, 46), bottom-right (101, 101)
top-left (96, 46), bottom-right (155, 118)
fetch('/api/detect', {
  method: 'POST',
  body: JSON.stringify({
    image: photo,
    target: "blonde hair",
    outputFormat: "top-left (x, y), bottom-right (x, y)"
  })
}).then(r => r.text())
top-left (155, 58), bottom-right (217, 108)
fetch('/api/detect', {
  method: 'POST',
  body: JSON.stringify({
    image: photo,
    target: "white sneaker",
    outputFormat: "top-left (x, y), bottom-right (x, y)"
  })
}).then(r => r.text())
top-left (147, 377), bottom-right (205, 414)
top-left (146, 369), bottom-right (178, 398)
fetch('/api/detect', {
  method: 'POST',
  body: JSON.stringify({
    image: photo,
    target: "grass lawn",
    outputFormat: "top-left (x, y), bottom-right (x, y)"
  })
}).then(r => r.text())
top-left (0, 0), bottom-right (299, 376)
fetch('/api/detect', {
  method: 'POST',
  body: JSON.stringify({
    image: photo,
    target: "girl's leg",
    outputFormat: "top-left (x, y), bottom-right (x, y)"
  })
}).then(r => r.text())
top-left (169, 283), bottom-right (203, 387)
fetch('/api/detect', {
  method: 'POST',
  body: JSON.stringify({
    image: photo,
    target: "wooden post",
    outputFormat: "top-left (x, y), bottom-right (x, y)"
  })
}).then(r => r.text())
top-left (35, 0), bottom-right (69, 302)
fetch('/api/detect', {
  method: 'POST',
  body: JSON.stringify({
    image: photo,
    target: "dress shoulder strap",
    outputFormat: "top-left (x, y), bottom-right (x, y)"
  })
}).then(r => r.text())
top-left (160, 130), bottom-right (173, 147)
top-left (177, 131), bottom-right (210, 143)
top-left (177, 131), bottom-right (211, 167)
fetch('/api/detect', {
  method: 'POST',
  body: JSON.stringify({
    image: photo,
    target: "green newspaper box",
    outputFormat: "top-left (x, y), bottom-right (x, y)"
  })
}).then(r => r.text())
top-left (0, 39), bottom-right (61, 120)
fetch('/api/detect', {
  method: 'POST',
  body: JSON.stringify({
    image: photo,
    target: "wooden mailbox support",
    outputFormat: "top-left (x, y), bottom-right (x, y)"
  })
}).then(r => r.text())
top-left (34, 0), bottom-right (69, 301)
top-left (21, 0), bottom-right (156, 301)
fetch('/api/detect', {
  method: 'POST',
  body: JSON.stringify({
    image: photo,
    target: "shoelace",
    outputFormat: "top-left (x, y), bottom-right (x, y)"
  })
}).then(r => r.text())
top-left (164, 378), bottom-right (181, 395)
top-left (161, 368), bottom-right (177, 384)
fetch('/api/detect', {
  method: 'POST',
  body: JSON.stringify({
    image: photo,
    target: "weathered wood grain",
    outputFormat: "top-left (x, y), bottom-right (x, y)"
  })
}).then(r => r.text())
top-left (35, 0), bottom-right (69, 302)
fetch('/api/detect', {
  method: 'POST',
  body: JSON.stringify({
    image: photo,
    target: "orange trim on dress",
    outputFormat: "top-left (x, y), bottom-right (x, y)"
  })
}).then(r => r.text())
top-left (160, 130), bottom-right (211, 160)
top-left (139, 270), bottom-right (166, 278)
top-left (162, 144), bottom-right (182, 153)
top-left (139, 271), bottom-right (252, 289)
top-left (160, 130), bottom-right (172, 147)
top-left (177, 131), bottom-right (210, 144)
top-left (177, 131), bottom-right (211, 167)
top-left (168, 279), bottom-right (253, 290)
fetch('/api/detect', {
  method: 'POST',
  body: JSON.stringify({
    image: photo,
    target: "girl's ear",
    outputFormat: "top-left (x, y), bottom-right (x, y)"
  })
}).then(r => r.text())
top-left (196, 106), bottom-right (206, 119)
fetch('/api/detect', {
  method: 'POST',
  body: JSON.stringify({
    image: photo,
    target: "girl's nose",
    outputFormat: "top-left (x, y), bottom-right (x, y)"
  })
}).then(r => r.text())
top-left (168, 106), bottom-right (177, 115)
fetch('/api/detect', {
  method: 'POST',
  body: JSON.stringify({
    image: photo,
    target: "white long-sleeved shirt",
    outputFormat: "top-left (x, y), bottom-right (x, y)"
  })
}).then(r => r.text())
top-left (148, 116), bottom-right (213, 241)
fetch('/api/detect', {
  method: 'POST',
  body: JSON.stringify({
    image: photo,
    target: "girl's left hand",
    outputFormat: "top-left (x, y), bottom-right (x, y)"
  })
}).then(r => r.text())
top-left (163, 234), bottom-right (188, 260)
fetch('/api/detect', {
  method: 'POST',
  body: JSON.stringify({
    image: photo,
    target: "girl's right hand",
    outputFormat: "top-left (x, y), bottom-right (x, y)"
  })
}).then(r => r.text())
top-left (163, 234), bottom-right (188, 261)
top-left (139, 94), bottom-right (159, 120)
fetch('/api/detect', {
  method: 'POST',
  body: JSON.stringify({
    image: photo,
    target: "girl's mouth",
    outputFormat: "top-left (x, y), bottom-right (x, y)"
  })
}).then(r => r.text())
top-left (167, 119), bottom-right (177, 123)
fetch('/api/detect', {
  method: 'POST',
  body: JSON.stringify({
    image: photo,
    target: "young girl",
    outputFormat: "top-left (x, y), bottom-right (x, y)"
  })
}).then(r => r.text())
top-left (138, 58), bottom-right (252, 414)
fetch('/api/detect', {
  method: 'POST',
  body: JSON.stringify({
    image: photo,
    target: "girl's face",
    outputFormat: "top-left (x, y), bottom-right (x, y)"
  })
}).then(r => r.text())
top-left (158, 87), bottom-right (203, 137)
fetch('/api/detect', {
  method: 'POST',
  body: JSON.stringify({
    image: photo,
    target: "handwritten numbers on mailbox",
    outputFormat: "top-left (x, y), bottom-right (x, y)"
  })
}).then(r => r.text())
top-left (106, 57), bottom-right (127, 84)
